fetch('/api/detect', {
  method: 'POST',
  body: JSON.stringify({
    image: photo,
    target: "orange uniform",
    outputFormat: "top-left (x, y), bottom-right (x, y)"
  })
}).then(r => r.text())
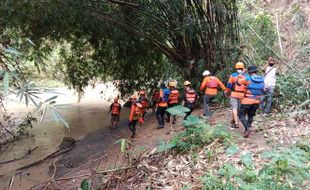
top-left (110, 102), bottom-right (121, 115)
top-left (157, 88), bottom-right (170, 107)
top-left (169, 89), bottom-right (179, 104)
top-left (226, 73), bottom-right (248, 99)
top-left (200, 76), bottom-right (226, 95)
top-left (129, 103), bottom-right (142, 122)
top-left (240, 75), bottom-right (264, 105)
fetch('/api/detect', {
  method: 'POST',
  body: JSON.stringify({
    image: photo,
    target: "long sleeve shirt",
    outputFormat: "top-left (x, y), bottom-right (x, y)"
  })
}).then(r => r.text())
top-left (199, 76), bottom-right (226, 96)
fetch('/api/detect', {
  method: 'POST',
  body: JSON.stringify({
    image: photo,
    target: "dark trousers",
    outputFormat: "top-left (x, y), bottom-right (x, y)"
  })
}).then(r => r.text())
top-left (128, 119), bottom-right (138, 136)
top-left (238, 104), bottom-right (259, 131)
top-left (184, 103), bottom-right (195, 119)
top-left (204, 95), bottom-right (215, 117)
top-left (156, 106), bottom-right (167, 127)
top-left (166, 103), bottom-right (178, 123)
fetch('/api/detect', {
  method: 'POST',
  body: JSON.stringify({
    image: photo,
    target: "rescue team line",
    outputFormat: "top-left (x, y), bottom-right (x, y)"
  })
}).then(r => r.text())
top-left (108, 58), bottom-right (278, 139)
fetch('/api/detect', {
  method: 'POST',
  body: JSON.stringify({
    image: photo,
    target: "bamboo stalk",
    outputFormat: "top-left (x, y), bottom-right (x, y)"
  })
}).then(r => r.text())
top-left (276, 12), bottom-right (284, 56)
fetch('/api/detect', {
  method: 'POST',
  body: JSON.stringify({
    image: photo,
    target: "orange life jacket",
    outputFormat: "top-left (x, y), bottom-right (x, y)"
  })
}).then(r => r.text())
top-left (207, 77), bottom-right (219, 88)
top-left (111, 103), bottom-right (121, 115)
top-left (233, 75), bottom-right (246, 93)
top-left (169, 89), bottom-right (179, 104)
top-left (185, 89), bottom-right (196, 104)
top-left (130, 103), bottom-right (143, 120)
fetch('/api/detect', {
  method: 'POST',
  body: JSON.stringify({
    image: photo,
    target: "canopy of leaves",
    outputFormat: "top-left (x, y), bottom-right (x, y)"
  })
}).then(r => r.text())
top-left (0, 0), bottom-right (240, 94)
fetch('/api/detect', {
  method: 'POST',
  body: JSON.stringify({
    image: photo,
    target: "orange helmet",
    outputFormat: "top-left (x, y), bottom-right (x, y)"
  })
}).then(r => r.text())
top-left (235, 62), bottom-right (244, 69)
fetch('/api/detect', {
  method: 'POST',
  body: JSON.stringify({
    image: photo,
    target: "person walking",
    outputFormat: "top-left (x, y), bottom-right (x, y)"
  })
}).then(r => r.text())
top-left (183, 81), bottom-right (198, 119)
top-left (151, 88), bottom-right (160, 113)
top-left (226, 62), bottom-right (248, 128)
top-left (109, 97), bottom-right (121, 128)
top-left (260, 57), bottom-right (279, 114)
top-left (199, 70), bottom-right (226, 118)
top-left (128, 95), bottom-right (143, 138)
top-left (156, 83), bottom-right (170, 129)
top-left (138, 90), bottom-right (149, 123)
top-left (166, 80), bottom-right (179, 124)
top-left (239, 66), bottom-right (265, 138)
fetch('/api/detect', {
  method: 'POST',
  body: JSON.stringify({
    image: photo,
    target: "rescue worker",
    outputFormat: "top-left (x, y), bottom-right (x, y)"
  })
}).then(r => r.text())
top-left (156, 82), bottom-right (170, 129)
top-left (239, 66), bottom-right (265, 138)
top-left (128, 95), bottom-right (143, 138)
top-left (199, 70), bottom-right (226, 118)
top-left (260, 57), bottom-right (280, 114)
top-left (226, 62), bottom-right (248, 128)
top-left (151, 88), bottom-right (160, 113)
top-left (138, 90), bottom-right (149, 123)
top-left (109, 97), bottom-right (121, 128)
top-left (166, 80), bottom-right (179, 124)
top-left (183, 81), bottom-right (198, 119)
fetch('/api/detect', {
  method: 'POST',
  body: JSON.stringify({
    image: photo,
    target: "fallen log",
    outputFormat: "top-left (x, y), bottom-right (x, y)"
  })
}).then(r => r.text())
top-left (16, 137), bottom-right (76, 173)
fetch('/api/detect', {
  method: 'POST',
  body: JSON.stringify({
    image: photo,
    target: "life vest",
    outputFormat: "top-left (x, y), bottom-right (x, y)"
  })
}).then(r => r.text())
top-left (161, 88), bottom-right (170, 102)
top-left (245, 76), bottom-right (264, 98)
top-left (111, 103), bottom-right (121, 115)
top-left (169, 89), bottom-right (179, 104)
top-left (233, 75), bottom-right (246, 92)
top-left (207, 77), bottom-right (219, 88)
top-left (132, 103), bottom-right (142, 120)
top-left (185, 89), bottom-right (196, 104)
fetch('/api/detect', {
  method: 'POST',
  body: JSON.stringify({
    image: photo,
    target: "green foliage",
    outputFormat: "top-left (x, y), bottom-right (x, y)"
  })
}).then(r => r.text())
top-left (0, 0), bottom-right (240, 94)
top-left (240, 3), bottom-right (278, 66)
top-left (240, 152), bottom-right (253, 168)
top-left (0, 41), bottom-right (70, 130)
top-left (79, 179), bottom-right (90, 190)
top-left (17, 114), bottom-right (37, 136)
top-left (274, 73), bottom-right (310, 110)
top-left (202, 145), bottom-right (310, 190)
top-left (225, 145), bottom-right (239, 156)
top-left (166, 105), bottom-right (190, 117)
top-left (157, 115), bottom-right (231, 153)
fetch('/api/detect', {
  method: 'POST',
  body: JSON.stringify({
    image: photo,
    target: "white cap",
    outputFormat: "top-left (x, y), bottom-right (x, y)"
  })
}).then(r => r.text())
top-left (202, 70), bottom-right (210, 76)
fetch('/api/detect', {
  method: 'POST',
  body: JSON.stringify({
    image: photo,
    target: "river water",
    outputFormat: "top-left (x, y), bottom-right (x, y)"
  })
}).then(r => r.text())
top-left (0, 83), bottom-right (129, 190)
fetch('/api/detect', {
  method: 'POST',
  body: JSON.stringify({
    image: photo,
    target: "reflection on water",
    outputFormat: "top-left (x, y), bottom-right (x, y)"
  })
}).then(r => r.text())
top-left (0, 84), bottom-right (128, 189)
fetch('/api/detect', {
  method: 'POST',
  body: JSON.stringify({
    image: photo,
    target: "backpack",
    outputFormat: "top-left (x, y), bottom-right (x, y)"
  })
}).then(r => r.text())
top-left (162, 88), bottom-right (170, 102)
top-left (207, 77), bottom-right (219, 88)
top-left (246, 76), bottom-right (264, 96)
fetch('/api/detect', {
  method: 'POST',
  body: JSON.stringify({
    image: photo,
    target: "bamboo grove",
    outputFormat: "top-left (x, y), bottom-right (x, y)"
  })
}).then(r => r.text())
top-left (0, 0), bottom-right (240, 93)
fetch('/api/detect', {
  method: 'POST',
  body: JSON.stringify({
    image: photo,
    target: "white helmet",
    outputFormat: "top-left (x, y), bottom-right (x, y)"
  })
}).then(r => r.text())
top-left (202, 70), bottom-right (210, 76)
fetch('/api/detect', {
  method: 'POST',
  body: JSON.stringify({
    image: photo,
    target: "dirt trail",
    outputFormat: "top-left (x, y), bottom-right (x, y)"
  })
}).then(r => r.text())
top-left (1, 105), bottom-right (276, 190)
top-left (31, 106), bottom-right (274, 189)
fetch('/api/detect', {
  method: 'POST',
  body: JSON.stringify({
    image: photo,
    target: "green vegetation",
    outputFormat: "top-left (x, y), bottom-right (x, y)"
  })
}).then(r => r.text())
top-left (202, 144), bottom-right (310, 190)
top-left (0, 0), bottom-right (239, 94)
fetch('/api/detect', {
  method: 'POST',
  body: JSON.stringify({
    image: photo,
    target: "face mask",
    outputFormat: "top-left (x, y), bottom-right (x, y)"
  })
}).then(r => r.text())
top-left (237, 69), bottom-right (243, 74)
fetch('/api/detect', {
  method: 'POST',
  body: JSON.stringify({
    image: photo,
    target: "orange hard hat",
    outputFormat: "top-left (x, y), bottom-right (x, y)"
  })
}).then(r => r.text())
top-left (235, 62), bottom-right (245, 69)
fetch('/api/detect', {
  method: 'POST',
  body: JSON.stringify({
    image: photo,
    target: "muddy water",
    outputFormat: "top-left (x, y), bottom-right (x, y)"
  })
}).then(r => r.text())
top-left (0, 84), bottom-right (129, 190)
